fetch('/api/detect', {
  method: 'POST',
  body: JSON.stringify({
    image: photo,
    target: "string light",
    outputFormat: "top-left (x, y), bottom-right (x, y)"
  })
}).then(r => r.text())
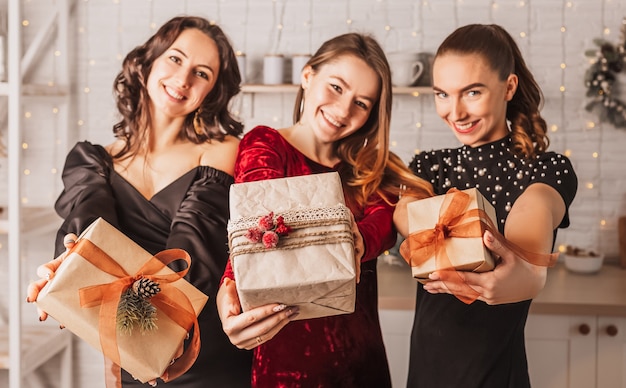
top-left (346, 1), bottom-right (353, 31)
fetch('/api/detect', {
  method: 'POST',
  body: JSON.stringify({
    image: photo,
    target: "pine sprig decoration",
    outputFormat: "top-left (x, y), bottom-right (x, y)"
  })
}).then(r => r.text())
top-left (116, 277), bottom-right (160, 335)
top-left (585, 17), bottom-right (626, 129)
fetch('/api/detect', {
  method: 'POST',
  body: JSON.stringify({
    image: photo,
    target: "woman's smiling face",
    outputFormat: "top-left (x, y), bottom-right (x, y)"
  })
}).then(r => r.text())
top-left (300, 54), bottom-right (380, 144)
top-left (146, 28), bottom-right (220, 120)
top-left (432, 52), bottom-right (517, 147)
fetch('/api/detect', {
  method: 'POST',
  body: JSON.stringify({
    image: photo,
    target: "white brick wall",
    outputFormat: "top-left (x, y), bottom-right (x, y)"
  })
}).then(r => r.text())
top-left (3, 0), bottom-right (626, 386)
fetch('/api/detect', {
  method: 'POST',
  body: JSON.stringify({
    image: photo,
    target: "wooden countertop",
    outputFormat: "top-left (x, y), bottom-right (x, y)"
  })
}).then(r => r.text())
top-left (377, 259), bottom-right (626, 316)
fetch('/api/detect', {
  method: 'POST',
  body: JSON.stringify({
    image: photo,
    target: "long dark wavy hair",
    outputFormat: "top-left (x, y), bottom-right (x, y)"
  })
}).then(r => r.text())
top-left (435, 24), bottom-right (549, 160)
top-left (293, 33), bottom-right (433, 207)
top-left (111, 16), bottom-right (243, 159)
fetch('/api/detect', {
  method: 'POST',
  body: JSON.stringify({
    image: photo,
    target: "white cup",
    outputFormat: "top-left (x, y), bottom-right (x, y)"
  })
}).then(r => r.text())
top-left (291, 54), bottom-right (311, 85)
top-left (236, 52), bottom-right (246, 84)
top-left (263, 54), bottom-right (285, 85)
top-left (387, 52), bottom-right (424, 87)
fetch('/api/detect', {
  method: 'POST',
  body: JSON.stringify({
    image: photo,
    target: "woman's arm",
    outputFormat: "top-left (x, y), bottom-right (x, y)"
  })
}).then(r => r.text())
top-left (392, 195), bottom-right (418, 239)
top-left (357, 196), bottom-right (397, 262)
top-left (216, 127), bottom-right (301, 348)
top-left (424, 183), bottom-right (566, 304)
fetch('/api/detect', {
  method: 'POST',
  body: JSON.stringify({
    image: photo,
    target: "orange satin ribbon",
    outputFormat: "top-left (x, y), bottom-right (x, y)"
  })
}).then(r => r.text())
top-left (72, 239), bottom-right (201, 387)
top-left (399, 188), bottom-right (559, 304)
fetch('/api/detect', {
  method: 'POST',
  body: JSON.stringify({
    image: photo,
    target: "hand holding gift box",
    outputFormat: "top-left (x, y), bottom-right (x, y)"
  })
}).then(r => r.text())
top-left (227, 172), bottom-right (356, 320)
top-left (36, 217), bottom-right (208, 384)
top-left (399, 188), bottom-right (559, 304)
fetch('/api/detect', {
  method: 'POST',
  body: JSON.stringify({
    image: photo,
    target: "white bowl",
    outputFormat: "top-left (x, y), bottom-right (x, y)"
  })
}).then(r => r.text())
top-left (563, 253), bottom-right (604, 274)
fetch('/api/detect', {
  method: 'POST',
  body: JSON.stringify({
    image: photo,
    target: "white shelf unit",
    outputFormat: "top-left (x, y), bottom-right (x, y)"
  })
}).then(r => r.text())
top-left (2, 1), bottom-right (74, 387)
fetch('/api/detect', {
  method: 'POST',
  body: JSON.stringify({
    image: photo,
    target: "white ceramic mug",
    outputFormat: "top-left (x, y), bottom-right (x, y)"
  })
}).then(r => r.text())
top-left (291, 54), bottom-right (311, 85)
top-left (263, 54), bottom-right (284, 85)
top-left (387, 52), bottom-right (424, 87)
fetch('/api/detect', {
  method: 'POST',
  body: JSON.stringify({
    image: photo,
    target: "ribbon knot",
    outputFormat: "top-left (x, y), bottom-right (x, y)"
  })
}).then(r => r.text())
top-left (434, 223), bottom-right (451, 238)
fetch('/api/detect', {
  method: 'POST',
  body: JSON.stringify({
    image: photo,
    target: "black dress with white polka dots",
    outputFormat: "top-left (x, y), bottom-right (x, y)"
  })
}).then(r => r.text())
top-left (405, 135), bottom-right (577, 388)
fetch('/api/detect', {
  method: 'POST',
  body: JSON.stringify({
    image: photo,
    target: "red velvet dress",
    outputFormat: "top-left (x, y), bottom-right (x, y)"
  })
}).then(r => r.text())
top-left (222, 126), bottom-right (395, 387)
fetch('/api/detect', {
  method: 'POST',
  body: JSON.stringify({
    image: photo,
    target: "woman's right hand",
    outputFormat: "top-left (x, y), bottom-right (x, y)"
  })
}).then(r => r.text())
top-left (26, 233), bottom-right (77, 321)
top-left (216, 277), bottom-right (299, 350)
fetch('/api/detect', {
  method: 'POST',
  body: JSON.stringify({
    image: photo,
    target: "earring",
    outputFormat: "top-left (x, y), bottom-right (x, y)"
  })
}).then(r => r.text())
top-left (363, 137), bottom-right (368, 148)
top-left (194, 108), bottom-right (204, 135)
top-left (299, 96), bottom-right (305, 118)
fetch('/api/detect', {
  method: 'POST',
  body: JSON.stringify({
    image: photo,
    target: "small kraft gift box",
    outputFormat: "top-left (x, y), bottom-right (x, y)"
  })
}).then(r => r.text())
top-left (36, 217), bottom-right (208, 383)
top-left (400, 188), bottom-right (498, 283)
top-left (227, 172), bottom-right (356, 321)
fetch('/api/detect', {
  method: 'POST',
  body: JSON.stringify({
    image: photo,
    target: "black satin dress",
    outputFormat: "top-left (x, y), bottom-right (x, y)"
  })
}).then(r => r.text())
top-left (54, 141), bottom-right (252, 388)
top-left (406, 136), bottom-right (578, 388)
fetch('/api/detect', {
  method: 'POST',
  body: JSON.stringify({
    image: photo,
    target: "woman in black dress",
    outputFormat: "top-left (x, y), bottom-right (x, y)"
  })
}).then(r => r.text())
top-left (27, 16), bottom-right (252, 387)
top-left (394, 24), bottom-right (578, 387)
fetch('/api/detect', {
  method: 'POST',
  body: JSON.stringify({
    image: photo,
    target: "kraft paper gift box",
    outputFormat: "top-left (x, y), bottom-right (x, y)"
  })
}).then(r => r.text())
top-left (36, 217), bottom-right (208, 383)
top-left (227, 172), bottom-right (356, 321)
top-left (400, 188), bottom-right (497, 282)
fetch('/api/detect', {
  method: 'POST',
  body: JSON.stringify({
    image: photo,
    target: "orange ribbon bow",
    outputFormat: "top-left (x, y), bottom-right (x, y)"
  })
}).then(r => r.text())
top-left (73, 238), bottom-right (201, 387)
top-left (399, 188), bottom-right (559, 304)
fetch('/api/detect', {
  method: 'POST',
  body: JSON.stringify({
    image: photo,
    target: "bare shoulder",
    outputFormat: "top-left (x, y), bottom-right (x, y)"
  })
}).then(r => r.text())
top-left (199, 135), bottom-right (241, 176)
top-left (105, 139), bottom-right (125, 155)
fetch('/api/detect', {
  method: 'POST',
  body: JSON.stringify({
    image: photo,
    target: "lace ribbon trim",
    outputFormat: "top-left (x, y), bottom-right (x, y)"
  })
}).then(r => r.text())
top-left (228, 205), bottom-right (353, 257)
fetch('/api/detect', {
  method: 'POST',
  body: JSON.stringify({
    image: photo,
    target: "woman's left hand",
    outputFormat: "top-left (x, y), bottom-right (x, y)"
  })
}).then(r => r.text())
top-left (423, 230), bottom-right (547, 305)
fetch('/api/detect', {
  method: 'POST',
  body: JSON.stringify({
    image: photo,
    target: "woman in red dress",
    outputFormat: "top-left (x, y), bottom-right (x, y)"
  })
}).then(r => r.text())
top-left (216, 33), bottom-right (433, 387)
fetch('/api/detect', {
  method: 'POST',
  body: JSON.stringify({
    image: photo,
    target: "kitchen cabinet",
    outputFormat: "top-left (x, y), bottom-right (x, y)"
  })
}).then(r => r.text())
top-left (380, 307), bottom-right (626, 388)
top-left (378, 261), bottom-right (626, 388)
top-left (379, 309), bottom-right (414, 388)
top-left (525, 314), bottom-right (626, 388)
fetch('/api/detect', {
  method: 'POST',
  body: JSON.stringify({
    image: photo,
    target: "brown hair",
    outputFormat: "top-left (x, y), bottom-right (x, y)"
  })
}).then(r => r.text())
top-left (436, 24), bottom-right (549, 159)
top-left (112, 16), bottom-right (243, 159)
top-left (292, 33), bottom-right (433, 206)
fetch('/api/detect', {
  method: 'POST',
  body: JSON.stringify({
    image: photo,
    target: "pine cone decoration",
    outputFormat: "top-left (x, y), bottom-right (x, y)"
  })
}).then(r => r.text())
top-left (132, 277), bottom-right (161, 299)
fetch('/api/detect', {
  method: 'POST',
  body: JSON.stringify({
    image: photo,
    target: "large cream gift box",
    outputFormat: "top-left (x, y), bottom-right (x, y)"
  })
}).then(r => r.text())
top-left (228, 172), bottom-right (356, 320)
top-left (36, 217), bottom-right (208, 383)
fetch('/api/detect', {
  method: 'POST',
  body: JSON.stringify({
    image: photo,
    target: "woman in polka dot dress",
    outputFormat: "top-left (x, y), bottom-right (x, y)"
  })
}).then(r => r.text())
top-left (394, 24), bottom-right (578, 388)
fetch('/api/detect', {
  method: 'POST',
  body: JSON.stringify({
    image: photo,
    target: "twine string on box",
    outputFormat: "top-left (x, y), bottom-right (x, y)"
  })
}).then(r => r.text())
top-left (228, 205), bottom-right (354, 257)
